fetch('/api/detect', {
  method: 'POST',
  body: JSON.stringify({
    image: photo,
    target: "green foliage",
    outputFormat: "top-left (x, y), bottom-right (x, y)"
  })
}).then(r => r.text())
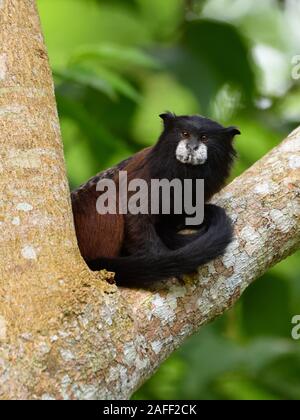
top-left (70, 44), bottom-right (161, 70)
top-left (37, 0), bottom-right (300, 400)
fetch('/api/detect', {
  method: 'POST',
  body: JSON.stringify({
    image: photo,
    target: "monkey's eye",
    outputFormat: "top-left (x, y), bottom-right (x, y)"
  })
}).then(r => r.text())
top-left (201, 135), bottom-right (208, 142)
top-left (182, 131), bottom-right (190, 138)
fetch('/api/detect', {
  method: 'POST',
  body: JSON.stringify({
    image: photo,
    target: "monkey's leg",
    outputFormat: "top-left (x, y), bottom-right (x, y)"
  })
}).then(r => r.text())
top-left (158, 226), bottom-right (205, 250)
top-left (123, 214), bottom-right (170, 256)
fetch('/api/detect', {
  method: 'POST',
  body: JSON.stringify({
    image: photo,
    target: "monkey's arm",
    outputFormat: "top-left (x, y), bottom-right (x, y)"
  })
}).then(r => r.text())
top-left (123, 213), bottom-right (170, 256)
top-left (157, 204), bottom-right (220, 250)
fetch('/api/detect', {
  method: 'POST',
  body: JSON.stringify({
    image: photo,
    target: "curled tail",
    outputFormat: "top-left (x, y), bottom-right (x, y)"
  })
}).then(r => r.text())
top-left (88, 205), bottom-right (233, 287)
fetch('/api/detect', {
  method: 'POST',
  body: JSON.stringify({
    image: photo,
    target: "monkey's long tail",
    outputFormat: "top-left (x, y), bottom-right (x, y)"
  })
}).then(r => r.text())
top-left (88, 205), bottom-right (233, 287)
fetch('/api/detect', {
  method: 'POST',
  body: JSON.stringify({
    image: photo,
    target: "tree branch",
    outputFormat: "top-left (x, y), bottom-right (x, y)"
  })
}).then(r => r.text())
top-left (0, 0), bottom-right (299, 400)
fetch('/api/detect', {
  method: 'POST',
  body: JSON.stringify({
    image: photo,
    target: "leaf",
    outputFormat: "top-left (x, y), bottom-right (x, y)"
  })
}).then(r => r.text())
top-left (93, 65), bottom-right (142, 103)
top-left (132, 356), bottom-right (186, 400)
top-left (54, 67), bottom-right (116, 100)
top-left (37, 0), bottom-right (151, 68)
top-left (136, 0), bottom-right (184, 41)
top-left (241, 274), bottom-right (292, 338)
top-left (185, 19), bottom-right (256, 100)
top-left (216, 375), bottom-right (279, 400)
top-left (242, 338), bottom-right (297, 374)
top-left (56, 92), bottom-right (131, 170)
top-left (70, 44), bottom-right (160, 70)
top-left (176, 327), bottom-right (243, 399)
top-left (157, 19), bottom-right (256, 112)
top-left (131, 73), bottom-right (199, 146)
top-left (55, 64), bottom-right (142, 103)
top-left (254, 353), bottom-right (300, 399)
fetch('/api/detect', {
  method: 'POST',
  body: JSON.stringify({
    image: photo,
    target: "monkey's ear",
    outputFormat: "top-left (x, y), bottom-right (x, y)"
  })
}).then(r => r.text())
top-left (159, 112), bottom-right (175, 127)
top-left (225, 126), bottom-right (241, 138)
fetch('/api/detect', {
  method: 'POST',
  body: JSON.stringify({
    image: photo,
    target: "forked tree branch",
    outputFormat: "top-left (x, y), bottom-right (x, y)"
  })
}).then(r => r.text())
top-left (0, 0), bottom-right (299, 400)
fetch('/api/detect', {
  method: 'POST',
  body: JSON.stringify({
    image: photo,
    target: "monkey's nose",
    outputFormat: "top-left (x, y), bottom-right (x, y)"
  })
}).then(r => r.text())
top-left (188, 141), bottom-right (199, 151)
top-left (188, 144), bottom-right (198, 151)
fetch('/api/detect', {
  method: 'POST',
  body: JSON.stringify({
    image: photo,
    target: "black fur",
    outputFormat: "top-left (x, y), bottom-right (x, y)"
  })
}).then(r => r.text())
top-left (88, 205), bottom-right (233, 286)
top-left (77, 113), bottom-right (240, 287)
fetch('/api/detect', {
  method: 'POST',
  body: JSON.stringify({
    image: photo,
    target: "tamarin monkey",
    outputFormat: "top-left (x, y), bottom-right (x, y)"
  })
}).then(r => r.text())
top-left (71, 113), bottom-right (240, 286)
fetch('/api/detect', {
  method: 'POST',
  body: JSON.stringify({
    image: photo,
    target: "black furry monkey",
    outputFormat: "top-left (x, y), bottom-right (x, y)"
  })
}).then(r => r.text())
top-left (71, 113), bottom-right (240, 286)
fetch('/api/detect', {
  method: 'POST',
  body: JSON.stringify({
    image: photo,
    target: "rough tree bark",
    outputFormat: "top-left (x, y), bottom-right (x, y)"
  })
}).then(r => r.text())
top-left (0, 0), bottom-right (299, 400)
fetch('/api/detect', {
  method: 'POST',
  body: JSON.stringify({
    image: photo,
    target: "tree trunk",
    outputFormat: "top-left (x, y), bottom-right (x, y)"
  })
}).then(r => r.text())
top-left (0, 0), bottom-right (299, 400)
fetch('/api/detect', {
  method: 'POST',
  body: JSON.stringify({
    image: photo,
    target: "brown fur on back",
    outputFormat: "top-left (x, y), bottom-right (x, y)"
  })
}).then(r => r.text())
top-left (71, 147), bottom-right (152, 260)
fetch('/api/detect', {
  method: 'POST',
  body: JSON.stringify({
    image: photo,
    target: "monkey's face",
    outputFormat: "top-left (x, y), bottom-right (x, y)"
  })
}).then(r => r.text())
top-left (175, 132), bottom-right (208, 166)
top-left (159, 113), bottom-right (240, 166)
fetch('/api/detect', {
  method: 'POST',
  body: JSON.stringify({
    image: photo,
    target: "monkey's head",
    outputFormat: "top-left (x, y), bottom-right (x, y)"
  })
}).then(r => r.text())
top-left (158, 112), bottom-right (240, 166)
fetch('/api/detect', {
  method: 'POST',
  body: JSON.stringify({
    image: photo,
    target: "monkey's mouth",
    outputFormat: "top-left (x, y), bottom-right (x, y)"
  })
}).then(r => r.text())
top-left (175, 141), bottom-right (208, 166)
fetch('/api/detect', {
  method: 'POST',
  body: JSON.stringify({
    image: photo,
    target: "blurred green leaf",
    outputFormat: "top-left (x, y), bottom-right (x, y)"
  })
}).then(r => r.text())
top-left (56, 92), bottom-right (131, 178)
top-left (37, 0), bottom-right (151, 68)
top-left (241, 274), bottom-right (292, 338)
top-left (259, 354), bottom-right (300, 399)
top-left (232, 114), bottom-right (281, 174)
top-left (216, 375), bottom-right (278, 400)
top-left (242, 338), bottom-right (297, 373)
top-left (132, 73), bottom-right (199, 146)
top-left (182, 19), bottom-right (256, 106)
top-left (54, 67), bottom-right (116, 100)
top-left (60, 117), bottom-right (98, 187)
top-left (133, 356), bottom-right (186, 400)
top-left (91, 65), bottom-right (142, 103)
top-left (176, 328), bottom-right (243, 399)
top-left (56, 62), bottom-right (143, 102)
top-left (136, 0), bottom-right (184, 41)
top-left (276, 87), bottom-right (300, 123)
top-left (70, 43), bottom-right (161, 70)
